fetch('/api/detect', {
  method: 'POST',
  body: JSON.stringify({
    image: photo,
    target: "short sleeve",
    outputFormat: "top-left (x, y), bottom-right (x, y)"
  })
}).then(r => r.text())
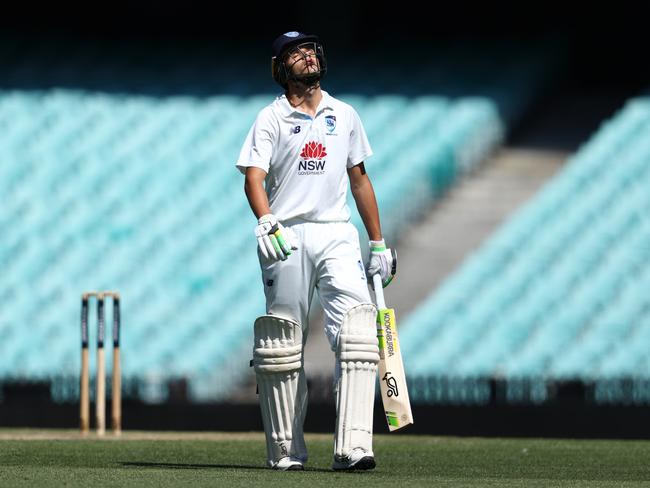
top-left (346, 107), bottom-right (373, 168)
top-left (235, 108), bottom-right (276, 175)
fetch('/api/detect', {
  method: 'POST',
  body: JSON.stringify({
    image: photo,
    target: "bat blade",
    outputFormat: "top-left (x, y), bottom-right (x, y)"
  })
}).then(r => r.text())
top-left (376, 303), bottom-right (414, 431)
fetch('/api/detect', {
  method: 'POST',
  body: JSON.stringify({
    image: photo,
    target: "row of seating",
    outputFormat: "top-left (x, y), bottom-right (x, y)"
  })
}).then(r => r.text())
top-left (401, 98), bottom-right (650, 403)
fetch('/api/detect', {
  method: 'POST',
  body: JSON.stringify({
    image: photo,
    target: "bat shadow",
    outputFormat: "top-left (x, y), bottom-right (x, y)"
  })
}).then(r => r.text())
top-left (122, 461), bottom-right (333, 473)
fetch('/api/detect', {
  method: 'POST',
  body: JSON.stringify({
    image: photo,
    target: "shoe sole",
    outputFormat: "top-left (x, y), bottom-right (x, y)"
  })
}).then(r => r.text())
top-left (332, 456), bottom-right (376, 471)
top-left (273, 463), bottom-right (304, 471)
top-left (352, 456), bottom-right (376, 470)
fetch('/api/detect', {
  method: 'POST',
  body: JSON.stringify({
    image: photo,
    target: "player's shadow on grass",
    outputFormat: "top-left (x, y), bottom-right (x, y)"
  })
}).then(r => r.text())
top-left (122, 461), bottom-right (333, 473)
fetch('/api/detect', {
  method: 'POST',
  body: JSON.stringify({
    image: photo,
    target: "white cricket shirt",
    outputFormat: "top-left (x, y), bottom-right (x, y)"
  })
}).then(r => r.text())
top-left (236, 90), bottom-right (372, 222)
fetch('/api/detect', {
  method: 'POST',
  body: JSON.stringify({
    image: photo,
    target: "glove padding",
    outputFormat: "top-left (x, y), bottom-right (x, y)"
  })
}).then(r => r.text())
top-left (366, 239), bottom-right (397, 287)
top-left (255, 214), bottom-right (298, 261)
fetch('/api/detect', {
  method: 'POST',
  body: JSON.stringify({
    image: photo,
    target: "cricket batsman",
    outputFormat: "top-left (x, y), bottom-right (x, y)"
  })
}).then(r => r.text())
top-left (236, 31), bottom-right (396, 471)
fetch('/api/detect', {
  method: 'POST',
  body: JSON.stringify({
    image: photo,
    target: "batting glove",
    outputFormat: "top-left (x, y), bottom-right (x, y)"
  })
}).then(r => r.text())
top-left (366, 239), bottom-right (397, 287)
top-left (255, 214), bottom-right (298, 261)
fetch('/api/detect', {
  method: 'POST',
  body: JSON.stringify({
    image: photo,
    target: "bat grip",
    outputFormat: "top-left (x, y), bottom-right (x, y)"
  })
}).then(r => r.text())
top-left (373, 274), bottom-right (386, 309)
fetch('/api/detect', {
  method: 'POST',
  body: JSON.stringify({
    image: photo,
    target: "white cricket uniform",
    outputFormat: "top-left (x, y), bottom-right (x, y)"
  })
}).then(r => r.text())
top-left (237, 90), bottom-right (372, 348)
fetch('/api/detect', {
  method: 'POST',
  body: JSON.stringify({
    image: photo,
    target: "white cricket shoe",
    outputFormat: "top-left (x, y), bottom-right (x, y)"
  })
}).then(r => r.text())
top-left (272, 457), bottom-right (304, 471)
top-left (332, 448), bottom-right (376, 471)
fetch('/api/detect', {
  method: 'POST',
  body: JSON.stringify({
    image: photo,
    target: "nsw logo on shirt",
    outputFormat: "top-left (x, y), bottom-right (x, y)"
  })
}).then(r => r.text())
top-left (298, 141), bottom-right (327, 175)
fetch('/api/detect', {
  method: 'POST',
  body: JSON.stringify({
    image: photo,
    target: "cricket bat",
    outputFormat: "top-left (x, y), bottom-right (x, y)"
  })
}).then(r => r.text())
top-left (373, 274), bottom-right (414, 431)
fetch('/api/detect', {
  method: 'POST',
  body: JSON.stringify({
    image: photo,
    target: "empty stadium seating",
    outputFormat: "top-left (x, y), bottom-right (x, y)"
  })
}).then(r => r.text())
top-left (0, 36), bottom-right (567, 401)
top-left (401, 98), bottom-right (650, 403)
top-left (0, 88), bottom-right (504, 401)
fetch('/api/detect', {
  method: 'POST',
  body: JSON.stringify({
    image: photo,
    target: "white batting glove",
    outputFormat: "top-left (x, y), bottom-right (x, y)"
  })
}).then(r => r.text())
top-left (255, 214), bottom-right (298, 261)
top-left (366, 239), bottom-right (397, 287)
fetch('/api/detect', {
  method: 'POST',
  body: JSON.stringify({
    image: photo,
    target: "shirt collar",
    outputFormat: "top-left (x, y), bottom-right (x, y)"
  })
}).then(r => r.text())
top-left (277, 90), bottom-right (334, 118)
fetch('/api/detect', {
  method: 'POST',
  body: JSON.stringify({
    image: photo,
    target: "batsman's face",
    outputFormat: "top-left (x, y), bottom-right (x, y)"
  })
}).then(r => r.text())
top-left (285, 43), bottom-right (320, 76)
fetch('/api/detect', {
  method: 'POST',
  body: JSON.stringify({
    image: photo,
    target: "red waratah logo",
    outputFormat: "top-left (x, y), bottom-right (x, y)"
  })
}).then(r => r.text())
top-left (300, 141), bottom-right (327, 159)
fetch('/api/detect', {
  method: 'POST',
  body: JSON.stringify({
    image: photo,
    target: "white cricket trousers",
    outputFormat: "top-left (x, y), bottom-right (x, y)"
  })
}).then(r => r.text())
top-left (259, 221), bottom-right (371, 350)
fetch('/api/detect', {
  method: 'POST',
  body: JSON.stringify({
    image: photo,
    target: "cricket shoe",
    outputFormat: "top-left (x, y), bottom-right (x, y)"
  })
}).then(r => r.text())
top-left (272, 457), bottom-right (304, 471)
top-left (332, 448), bottom-right (376, 471)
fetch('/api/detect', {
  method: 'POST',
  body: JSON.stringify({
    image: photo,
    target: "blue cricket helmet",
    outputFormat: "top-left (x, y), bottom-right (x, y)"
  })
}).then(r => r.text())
top-left (271, 31), bottom-right (327, 89)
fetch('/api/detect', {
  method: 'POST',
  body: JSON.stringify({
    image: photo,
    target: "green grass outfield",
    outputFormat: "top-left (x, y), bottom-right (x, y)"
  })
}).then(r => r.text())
top-left (1, 430), bottom-right (650, 487)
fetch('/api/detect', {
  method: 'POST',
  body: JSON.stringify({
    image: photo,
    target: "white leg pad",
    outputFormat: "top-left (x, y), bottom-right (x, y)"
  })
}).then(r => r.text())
top-left (253, 315), bottom-right (308, 467)
top-left (334, 304), bottom-right (379, 459)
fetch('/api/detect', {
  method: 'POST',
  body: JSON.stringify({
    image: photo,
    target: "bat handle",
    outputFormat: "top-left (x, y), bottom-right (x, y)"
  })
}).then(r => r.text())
top-left (373, 274), bottom-right (386, 310)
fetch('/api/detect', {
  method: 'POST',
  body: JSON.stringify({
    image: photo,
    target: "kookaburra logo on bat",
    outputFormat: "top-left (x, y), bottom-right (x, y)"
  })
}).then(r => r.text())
top-left (383, 372), bottom-right (399, 397)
